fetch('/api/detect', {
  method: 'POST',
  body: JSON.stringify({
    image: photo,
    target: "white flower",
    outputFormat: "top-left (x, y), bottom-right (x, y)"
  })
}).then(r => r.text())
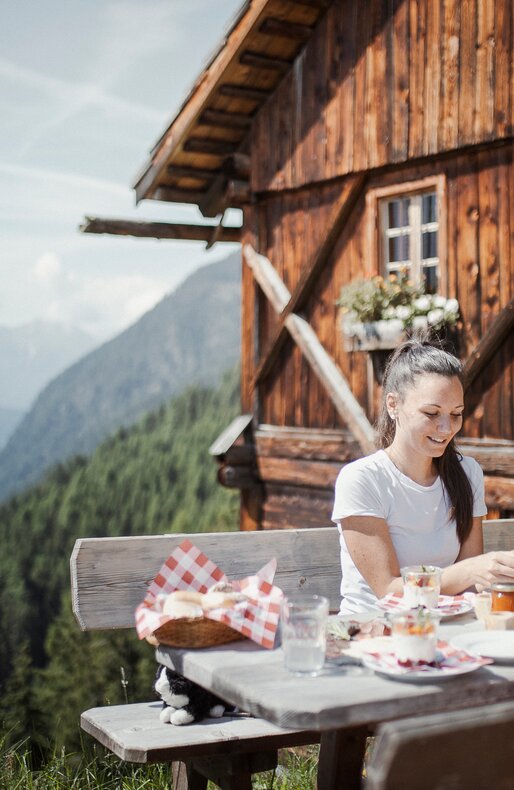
top-left (427, 308), bottom-right (445, 325)
top-left (444, 298), bottom-right (459, 315)
top-left (413, 295), bottom-right (431, 312)
top-left (383, 306), bottom-right (396, 319)
top-left (432, 294), bottom-right (447, 308)
top-left (395, 305), bottom-right (411, 320)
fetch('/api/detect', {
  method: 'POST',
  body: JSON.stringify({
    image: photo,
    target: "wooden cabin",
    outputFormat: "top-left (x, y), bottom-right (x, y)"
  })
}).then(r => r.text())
top-left (84, 0), bottom-right (514, 529)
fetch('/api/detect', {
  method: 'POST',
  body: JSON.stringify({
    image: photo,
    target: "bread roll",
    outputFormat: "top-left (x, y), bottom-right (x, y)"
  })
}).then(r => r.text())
top-left (162, 591), bottom-right (203, 618)
top-left (201, 590), bottom-right (248, 611)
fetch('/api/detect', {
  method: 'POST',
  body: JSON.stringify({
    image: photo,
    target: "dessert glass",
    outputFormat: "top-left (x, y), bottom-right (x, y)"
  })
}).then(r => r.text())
top-left (390, 609), bottom-right (441, 666)
top-left (401, 565), bottom-right (442, 610)
top-left (473, 590), bottom-right (492, 621)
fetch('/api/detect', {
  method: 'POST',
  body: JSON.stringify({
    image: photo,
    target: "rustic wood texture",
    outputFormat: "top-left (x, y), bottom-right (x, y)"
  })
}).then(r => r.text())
top-left (251, 0), bottom-right (514, 192)
top-left (70, 527), bottom-right (343, 630)
top-left (156, 615), bottom-right (514, 732)
top-left (81, 702), bottom-right (316, 764)
top-left (71, 520), bottom-right (514, 631)
top-left (366, 702), bottom-right (514, 790)
top-left (244, 242), bottom-right (376, 454)
top-left (248, 147), bottom-right (514, 461)
top-left (134, 0), bottom-right (328, 206)
top-left (80, 217), bottom-right (241, 244)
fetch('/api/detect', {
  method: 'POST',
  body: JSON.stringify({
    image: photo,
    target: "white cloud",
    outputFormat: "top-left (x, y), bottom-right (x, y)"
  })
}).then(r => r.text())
top-left (33, 252), bottom-right (61, 284)
top-left (38, 266), bottom-right (173, 340)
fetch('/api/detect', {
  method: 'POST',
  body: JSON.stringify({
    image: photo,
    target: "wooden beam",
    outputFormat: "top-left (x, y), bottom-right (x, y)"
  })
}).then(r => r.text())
top-left (259, 17), bottom-right (313, 41)
top-left (255, 174), bottom-right (366, 383)
top-left (200, 108), bottom-right (252, 129)
top-left (152, 186), bottom-right (207, 204)
top-left (222, 153), bottom-right (251, 179)
top-left (167, 165), bottom-right (218, 181)
top-left (183, 137), bottom-right (238, 156)
top-left (463, 296), bottom-right (514, 390)
top-left (484, 475), bottom-right (514, 511)
top-left (244, 244), bottom-right (376, 456)
top-left (239, 50), bottom-right (292, 72)
top-left (199, 174), bottom-right (250, 218)
top-left (218, 84), bottom-right (270, 102)
top-left (134, 0), bottom-right (277, 202)
top-left (293, 0), bottom-right (332, 7)
top-left (79, 217), bottom-right (241, 244)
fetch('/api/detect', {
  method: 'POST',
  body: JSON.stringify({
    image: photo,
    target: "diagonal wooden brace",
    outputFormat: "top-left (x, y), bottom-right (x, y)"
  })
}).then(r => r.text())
top-left (254, 174), bottom-right (366, 384)
top-left (463, 295), bottom-right (514, 391)
top-left (244, 244), bottom-right (376, 456)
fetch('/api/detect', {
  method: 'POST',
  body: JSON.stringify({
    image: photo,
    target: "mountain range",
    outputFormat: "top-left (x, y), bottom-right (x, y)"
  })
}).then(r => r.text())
top-left (0, 252), bottom-right (241, 502)
top-left (0, 321), bottom-right (97, 446)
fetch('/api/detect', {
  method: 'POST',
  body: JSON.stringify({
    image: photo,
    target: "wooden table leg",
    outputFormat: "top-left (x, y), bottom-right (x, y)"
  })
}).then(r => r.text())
top-left (317, 726), bottom-right (368, 790)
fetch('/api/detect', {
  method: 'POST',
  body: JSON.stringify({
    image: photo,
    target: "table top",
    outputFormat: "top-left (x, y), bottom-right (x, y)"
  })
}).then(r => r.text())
top-left (155, 614), bottom-right (514, 731)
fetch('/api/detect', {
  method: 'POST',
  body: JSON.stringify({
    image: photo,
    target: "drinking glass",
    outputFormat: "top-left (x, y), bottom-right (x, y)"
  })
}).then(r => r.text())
top-left (281, 594), bottom-right (329, 676)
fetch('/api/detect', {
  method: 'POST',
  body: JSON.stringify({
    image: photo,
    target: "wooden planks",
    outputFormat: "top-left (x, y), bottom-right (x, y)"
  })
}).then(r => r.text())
top-left (70, 528), bottom-right (342, 630)
top-left (366, 702), bottom-right (514, 790)
top-left (81, 702), bottom-right (317, 764)
top-left (244, 243), bottom-right (376, 455)
top-left (252, 0), bottom-right (514, 193)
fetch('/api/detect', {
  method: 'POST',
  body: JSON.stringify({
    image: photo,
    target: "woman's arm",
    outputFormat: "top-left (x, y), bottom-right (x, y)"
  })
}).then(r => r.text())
top-left (341, 515), bottom-right (404, 598)
top-left (341, 515), bottom-right (514, 598)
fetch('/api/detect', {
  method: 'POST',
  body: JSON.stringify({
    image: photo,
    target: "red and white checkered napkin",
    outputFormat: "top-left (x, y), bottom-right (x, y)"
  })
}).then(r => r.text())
top-left (135, 538), bottom-right (283, 649)
top-left (362, 639), bottom-right (493, 676)
top-left (377, 592), bottom-right (471, 617)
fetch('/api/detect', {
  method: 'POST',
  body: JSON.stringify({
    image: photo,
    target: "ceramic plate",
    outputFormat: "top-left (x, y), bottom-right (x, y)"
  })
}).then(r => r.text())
top-left (360, 649), bottom-right (486, 683)
top-left (450, 631), bottom-right (514, 665)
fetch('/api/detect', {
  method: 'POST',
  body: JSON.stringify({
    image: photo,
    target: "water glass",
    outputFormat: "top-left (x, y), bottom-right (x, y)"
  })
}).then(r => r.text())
top-left (281, 593), bottom-right (329, 676)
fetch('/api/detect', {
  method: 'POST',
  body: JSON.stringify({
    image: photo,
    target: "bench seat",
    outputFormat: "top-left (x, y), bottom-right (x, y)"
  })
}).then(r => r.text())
top-left (81, 700), bottom-right (319, 763)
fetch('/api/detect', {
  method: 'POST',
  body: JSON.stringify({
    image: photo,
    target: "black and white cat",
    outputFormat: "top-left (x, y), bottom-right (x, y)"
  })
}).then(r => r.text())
top-left (154, 665), bottom-right (236, 725)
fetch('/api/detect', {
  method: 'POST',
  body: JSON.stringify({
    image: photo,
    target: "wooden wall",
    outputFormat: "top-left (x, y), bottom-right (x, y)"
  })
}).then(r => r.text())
top-left (237, 0), bottom-right (514, 528)
top-left (251, 0), bottom-right (513, 193)
top-left (245, 145), bottom-right (514, 440)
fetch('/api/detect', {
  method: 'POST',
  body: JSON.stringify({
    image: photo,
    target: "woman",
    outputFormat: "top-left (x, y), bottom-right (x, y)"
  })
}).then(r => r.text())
top-left (332, 338), bottom-right (514, 614)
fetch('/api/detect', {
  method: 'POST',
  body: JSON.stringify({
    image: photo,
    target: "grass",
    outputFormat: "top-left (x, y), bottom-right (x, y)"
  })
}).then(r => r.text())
top-left (0, 734), bottom-right (319, 790)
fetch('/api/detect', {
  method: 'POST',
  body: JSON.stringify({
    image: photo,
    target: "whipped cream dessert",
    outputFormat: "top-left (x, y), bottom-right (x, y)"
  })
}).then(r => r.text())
top-left (401, 565), bottom-right (441, 610)
top-left (391, 610), bottom-right (439, 666)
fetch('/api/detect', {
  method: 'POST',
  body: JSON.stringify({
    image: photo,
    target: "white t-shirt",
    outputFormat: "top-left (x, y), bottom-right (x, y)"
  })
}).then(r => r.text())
top-left (331, 449), bottom-right (487, 614)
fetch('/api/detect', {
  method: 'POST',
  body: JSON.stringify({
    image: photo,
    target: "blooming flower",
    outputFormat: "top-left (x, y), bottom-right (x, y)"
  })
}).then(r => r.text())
top-left (427, 308), bottom-right (445, 326)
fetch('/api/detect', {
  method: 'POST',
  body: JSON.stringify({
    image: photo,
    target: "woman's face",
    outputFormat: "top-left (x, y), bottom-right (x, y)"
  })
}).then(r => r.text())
top-left (387, 374), bottom-right (464, 458)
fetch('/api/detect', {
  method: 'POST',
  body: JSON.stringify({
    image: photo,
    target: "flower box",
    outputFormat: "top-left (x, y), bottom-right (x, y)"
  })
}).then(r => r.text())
top-left (337, 273), bottom-right (460, 354)
top-left (341, 316), bottom-right (430, 351)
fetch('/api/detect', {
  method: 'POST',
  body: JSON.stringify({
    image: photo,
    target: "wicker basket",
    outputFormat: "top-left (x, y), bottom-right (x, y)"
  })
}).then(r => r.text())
top-left (152, 616), bottom-right (246, 648)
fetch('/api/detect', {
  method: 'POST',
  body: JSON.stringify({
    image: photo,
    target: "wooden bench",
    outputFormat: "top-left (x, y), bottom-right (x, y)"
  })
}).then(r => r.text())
top-left (70, 519), bottom-right (512, 789)
top-left (365, 701), bottom-right (514, 790)
top-left (70, 527), bottom-right (342, 790)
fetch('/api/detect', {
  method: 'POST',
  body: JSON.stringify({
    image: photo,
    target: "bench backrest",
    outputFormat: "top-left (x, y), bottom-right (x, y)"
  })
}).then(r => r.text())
top-left (365, 701), bottom-right (514, 790)
top-left (70, 527), bottom-right (342, 630)
top-left (70, 518), bottom-right (514, 632)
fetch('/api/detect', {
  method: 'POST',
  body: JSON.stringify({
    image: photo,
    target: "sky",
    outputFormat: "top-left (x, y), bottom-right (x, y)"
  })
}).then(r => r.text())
top-left (0, 0), bottom-right (243, 342)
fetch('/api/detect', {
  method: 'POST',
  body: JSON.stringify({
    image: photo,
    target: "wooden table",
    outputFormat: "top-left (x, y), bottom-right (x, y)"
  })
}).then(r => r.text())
top-left (156, 615), bottom-right (514, 789)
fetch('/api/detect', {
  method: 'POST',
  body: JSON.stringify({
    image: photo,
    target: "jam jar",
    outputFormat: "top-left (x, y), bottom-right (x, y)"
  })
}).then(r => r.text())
top-left (490, 583), bottom-right (514, 613)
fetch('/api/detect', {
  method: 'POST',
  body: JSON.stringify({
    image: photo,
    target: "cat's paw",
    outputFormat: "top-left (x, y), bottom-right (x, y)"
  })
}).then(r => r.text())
top-left (208, 704), bottom-right (225, 718)
top-left (169, 708), bottom-right (196, 726)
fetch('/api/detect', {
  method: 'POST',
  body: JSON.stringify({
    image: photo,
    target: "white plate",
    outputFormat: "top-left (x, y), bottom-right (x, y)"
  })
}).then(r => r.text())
top-left (361, 650), bottom-right (485, 683)
top-left (377, 594), bottom-right (472, 619)
top-left (450, 631), bottom-right (514, 664)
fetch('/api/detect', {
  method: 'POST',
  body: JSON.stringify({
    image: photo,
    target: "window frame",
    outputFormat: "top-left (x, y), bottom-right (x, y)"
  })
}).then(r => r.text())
top-left (365, 175), bottom-right (447, 295)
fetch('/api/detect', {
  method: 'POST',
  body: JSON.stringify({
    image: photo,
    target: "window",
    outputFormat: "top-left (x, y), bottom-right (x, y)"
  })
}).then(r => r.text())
top-left (379, 190), bottom-right (440, 293)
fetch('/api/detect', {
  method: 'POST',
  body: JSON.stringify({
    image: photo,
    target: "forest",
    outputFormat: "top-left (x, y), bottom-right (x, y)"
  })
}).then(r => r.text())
top-left (0, 366), bottom-right (240, 760)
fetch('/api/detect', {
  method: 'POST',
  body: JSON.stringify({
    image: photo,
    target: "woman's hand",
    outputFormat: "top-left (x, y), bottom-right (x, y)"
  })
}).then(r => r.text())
top-left (466, 550), bottom-right (514, 592)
